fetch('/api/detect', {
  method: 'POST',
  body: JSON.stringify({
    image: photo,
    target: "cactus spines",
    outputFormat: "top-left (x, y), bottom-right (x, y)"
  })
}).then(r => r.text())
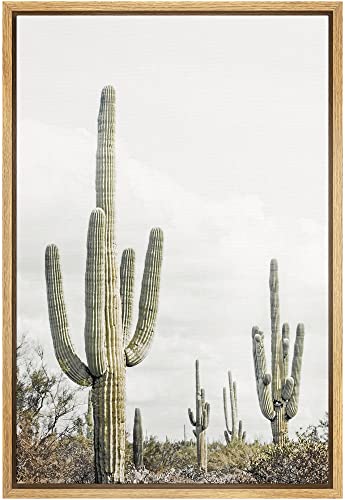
top-left (252, 259), bottom-right (305, 445)
top-left (45, 86), bottom-right (163, 483)
top-left (188, 360), bottom-right (210, 471)
top-left (133, 408), bottom-right (144, 470)
top-left (223, 371), bottom-right (245, 443)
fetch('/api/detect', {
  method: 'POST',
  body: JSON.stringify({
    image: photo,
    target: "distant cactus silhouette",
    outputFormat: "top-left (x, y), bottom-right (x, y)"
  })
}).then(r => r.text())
top-left (85, 391), bottom-right (93, 440)
top-left (188, 360), bottom-right (210, 471)
top-left (223, 371), bottom-right (246, 444)
top-left (133, 408), bottom-right (144, 469)
top-left (252, 259), bottom-right (305, 445)
top-left (45, 86), bottom-right (163, 483)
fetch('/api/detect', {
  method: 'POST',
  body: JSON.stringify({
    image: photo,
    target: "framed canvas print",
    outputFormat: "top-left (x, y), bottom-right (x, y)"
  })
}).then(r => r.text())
top-left (2, 1), bottom-right (342, 498)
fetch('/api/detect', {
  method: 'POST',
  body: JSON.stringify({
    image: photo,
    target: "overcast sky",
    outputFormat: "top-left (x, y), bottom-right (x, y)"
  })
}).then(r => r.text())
top-left (17, 15), bottom-right (328, 443)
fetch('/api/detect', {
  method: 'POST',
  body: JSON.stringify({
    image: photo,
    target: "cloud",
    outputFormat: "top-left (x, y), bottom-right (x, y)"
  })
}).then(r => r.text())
top-left (17, 117), bottom-right (328, 441)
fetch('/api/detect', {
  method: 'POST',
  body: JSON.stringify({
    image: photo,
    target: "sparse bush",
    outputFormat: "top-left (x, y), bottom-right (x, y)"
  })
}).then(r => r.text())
top-left (125, 463), bottom-right (256, 484)
top-left (142, 436), bottom-right (196, 473)
top-left (248, 420), bottom-right (329, 484)
top-left (207, 439), bottom-right (260, 472)
top-left (16, 337), bottom-right (94, 483)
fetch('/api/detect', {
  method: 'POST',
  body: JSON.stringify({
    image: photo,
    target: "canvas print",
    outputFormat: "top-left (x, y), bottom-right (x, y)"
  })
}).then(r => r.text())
top-left (16, 14), bottom-right (329, 485)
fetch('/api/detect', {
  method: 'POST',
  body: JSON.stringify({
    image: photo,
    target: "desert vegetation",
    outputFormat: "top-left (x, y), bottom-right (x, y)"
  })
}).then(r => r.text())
top-left (16, 339), bottom-right (328, 484)
top-left (16, 85), bottom-right (327, 485)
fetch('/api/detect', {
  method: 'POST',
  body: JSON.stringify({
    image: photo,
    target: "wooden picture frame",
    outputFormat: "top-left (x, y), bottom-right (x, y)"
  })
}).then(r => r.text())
top-left (2, 1), bottom-right (342, 497)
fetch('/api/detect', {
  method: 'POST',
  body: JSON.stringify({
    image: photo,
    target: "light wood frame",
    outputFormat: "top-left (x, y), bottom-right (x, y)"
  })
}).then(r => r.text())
top-left (2, 2), bottom-right (342, 498)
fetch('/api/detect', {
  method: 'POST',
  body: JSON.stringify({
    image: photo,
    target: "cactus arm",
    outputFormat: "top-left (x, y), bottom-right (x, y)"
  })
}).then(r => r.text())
top-left (233, 381), bottom-right (238, 418)
top-left (84, 209), bottom-right (108, 377)
top-left (195, 360), bottom-right (201, 424)
top-left (252, 326), bottom-right (262, 398)
top-left (228, 371), bottom-right (238, 439)
top-left (202, 402), bottom-right (210, 430)
top-left (254, 331), bottom-right (276, 420)
top-left (282, 376), bottom-right (294, 401)
top-left (223, 387), bottom-right (231, 433)
top-left (120, 249), bottom-right (135, 346)
top-left (45, 245), bottom-right (93, 386)
top-left (270, 259), bottom-right (281, 401)
top-left (188, 408), bottom-right (196, 426)
top-left (125, 228), bottom-right (163, 367)
top-left (224, 430), bottom-right (231, 445)
top-left (201, 388), bottom-right (205, 406)
top-left (286, 324), bottom-right (305, 418)
top-left (241, 431), bottom-right (247, 442)
top-left (282, 323), bottom-right (290, 382)
top-left (238, 420), bottom-right (243, 440)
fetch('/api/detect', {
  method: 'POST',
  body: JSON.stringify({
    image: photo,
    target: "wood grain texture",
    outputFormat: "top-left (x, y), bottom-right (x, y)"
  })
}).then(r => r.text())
top-left (1, 487), bottom-right (344, 499)
top-left (3, 2), bottom-right (13, 498)
top-left (2, 1), bottom-right (342, 498)
top-left (2, 1), bottom-right (343, 12)
top-left (330, 2), bottom-right (343, 498)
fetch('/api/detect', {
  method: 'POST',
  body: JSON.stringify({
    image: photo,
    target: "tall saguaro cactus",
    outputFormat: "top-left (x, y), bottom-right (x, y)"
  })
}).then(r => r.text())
top-left (223, 371), bottom-right (246, 444)
top-left (188, 360), bottom-right (210, 471)
top-left (45, 86), bottom-right (163, 483)
top-left (252, 259), bottom-right (305, 445)
top-left (133, 408), bottom-right (144, 470)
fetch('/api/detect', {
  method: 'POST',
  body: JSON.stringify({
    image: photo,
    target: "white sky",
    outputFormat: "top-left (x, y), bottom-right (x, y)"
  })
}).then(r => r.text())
top-left (17, 15), bottom-right (328, 443)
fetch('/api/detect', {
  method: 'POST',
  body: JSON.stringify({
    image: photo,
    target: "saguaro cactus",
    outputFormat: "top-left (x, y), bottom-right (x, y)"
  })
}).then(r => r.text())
top-left (45, 86), bottom-right (163, 483)
top-left (133, 408), bottom-right (144, 470)
top-left (252, 259), bottom-right (305, 445)
top-left (188, 360), bottom-right (210, 471)
top-left (223, 371), bottom-right (246, 444)
top-left (85, 391), bottom-right (93, 440)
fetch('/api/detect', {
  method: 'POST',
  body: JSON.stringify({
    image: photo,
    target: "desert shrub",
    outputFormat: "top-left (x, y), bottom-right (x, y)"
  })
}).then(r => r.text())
top-left (207, 439), bottom-right (260, 472)
top-left (16, 336), bottom-right (329, 485)
top-left (142, 436), bottom-right (196, 473)
top-left (248, 426), bottom-right (329, 485)
top-left (125, 463), bottom-right (256, 484)
top-left (16, 337), bottom-right (94, 483)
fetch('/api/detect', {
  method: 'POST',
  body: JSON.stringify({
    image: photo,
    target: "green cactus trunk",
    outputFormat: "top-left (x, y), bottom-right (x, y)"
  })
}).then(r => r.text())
top-left (45, 86), bottom-right (163, 483)
top-left (85, 391), bottom-right (93, 440)
top-left (133, 408), bottom-right (144, 470)
top-left (223, 371), bottom-right (245, 443)
top-left (271, 406), bottom-right (288, 445)
top-left (188, 360), bottom-right (210, 471)
top-left (252, 259), bottom-right (305, 445)
top-left (198, 431), bottom-right (207, 471)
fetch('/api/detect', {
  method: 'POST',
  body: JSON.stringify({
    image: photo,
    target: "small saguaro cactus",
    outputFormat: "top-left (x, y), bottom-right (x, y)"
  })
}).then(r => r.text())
top-left (188, 360), bottom-right (210, 471)
top-left (45, 86), bottom-right (163, 483)
top-left (133, 408), bottom-right (144, 470)
top-left (252, 259), bottom-right (305, 445)
top-left (85, 391), bottom-right (93, 440)
top-left (223, 371), bottom-right (246, 444)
